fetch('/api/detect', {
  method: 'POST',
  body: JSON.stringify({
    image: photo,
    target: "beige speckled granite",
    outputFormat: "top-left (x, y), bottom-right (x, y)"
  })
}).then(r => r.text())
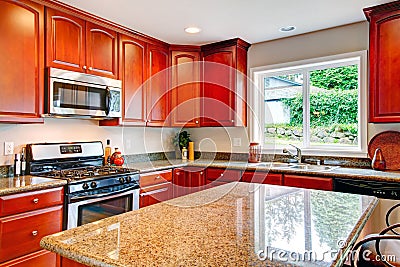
top-left (0, 176), bottom-right (67, 196)
top-left (41, 182), bottom-right (377, 267)
top-left (128, 159), bottom-right (400, 183)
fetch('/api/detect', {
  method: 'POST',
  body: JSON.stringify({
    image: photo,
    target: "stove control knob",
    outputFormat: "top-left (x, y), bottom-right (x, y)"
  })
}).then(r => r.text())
top-left (90, 181), bottom-right (97, 188)
top-left (125, 176), bottom-right (132, 183)
top-left (119, 177), bottom-right (125, 184)
top-left (82, 183), bottom-right (89, 190)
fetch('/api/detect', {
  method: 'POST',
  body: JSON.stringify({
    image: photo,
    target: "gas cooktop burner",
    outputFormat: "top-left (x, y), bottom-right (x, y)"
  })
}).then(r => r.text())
top-left (41, 166), bottom-right (137, 180)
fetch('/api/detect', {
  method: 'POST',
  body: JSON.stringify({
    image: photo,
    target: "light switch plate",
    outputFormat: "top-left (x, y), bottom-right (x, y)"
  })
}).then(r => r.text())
top-left (4, 142), bottom-right (14, 155)
top-left (233, 138), bottom-right (242, 147)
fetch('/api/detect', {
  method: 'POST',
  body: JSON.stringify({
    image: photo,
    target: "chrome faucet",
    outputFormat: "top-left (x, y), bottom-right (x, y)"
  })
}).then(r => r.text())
top-left (283, 144), bottom-right (302, 163)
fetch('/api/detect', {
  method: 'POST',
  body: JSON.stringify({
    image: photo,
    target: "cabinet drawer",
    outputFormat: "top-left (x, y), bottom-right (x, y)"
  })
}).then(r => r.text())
top-left (206, 168), bottom-right (241, 182)
top-left (0, 205), bottom-right (63, 263)
top-left (140, 170), bottom-right (172, 187)
top-left (0, 249), bottom-right (59, 267)
top-left (242, 172), bottom-right (282, 185)
top-left (0, 187), bottom-right (63, 217)
top-left (283, 175), bottom-right (333, 191)
top-left (140, 183), bottom-right (173, 208)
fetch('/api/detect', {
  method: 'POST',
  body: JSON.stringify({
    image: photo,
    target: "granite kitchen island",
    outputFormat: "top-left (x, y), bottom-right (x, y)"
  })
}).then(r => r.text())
top-left (41, 182), bottom-right (377, 267)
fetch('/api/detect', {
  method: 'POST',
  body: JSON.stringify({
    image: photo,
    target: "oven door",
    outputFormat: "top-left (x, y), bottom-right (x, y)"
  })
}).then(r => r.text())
top-left (67, 188), bottom-right (139, 229)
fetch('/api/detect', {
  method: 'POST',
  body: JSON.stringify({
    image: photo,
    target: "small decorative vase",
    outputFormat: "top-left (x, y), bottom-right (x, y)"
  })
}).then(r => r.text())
top-left (372, 148), bottom-right (386, 171)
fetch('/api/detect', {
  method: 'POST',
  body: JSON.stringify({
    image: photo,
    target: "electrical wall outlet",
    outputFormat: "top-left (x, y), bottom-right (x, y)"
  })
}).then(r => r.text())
top-left (4, 142), bottom-right (14, 155)
top-left (233, 138), bottom-right (242, 147)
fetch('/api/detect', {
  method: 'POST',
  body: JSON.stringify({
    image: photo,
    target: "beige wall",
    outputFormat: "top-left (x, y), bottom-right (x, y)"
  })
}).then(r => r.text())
top-left (0, 118), bottom-right (176, 165)
top-left (189, 21), bottom-right (400, 154)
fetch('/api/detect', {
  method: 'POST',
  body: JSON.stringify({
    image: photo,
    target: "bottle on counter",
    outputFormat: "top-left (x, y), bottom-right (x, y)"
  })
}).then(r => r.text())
top-left (188, 142), bottom-right (194, 161)
top-left (104, 139), bottom-right (111, 165)
top-left (181, 147), bottom-right (188, 160)
top-left (20, 147), bottom-right (26, 176)
top-left (14, 153), bottom-right (21, 176)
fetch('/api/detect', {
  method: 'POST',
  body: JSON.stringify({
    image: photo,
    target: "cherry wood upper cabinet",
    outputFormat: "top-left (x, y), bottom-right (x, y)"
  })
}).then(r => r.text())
top-left (146, 44), bottom-right (170, 126)
top-left (170, 47), bottom-right (201, 127)
top-left (364, 2), bottom-right (400, 122)
top-left (201, 38), bottom-right (250, 127)
top-left (46, 9), bottom-right (118, 79)
top-left (119, 34), bottom-right (147, 125)
top-left (0, 0), bottom-right (44, 123)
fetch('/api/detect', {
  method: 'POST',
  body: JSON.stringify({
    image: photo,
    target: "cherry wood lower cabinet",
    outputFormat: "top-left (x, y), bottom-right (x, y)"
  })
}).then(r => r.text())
top-left (205, 168), bottom-right (242, 187)
top-left (61, 257), bottom-right (88, 267)
top-left (241, 171), bottom-right (283, 185)
top-left (283, 175), bottom-right (333, 191)
top-left (139, 169), bottom-right (173, 208)
top-left (0, 187), bottom-right (63, 266)
top-left (0, 250), bottom-right (59, 267)
top-left (173, 167), bottom-right (206, 198)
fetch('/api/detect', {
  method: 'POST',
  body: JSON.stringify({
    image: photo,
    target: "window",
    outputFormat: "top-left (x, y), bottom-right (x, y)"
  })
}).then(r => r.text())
top-left (250, 51), bottom-right (367, 156)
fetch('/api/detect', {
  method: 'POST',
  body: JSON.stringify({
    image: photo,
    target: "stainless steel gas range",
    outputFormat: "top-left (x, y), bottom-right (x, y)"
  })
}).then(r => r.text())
top-left (26, 141), bottom-right (140, 230)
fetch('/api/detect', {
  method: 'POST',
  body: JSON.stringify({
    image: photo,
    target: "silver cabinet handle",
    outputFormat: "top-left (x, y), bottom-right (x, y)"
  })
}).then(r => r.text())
top-left (32, 230), bottom-right (38, 236)
top-left (140, 187), bottom-right (168, 196)
top-left (33, 198), bottom-right (39, 204)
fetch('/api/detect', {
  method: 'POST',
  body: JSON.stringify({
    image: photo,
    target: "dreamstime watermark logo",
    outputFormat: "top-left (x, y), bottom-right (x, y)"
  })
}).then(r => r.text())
top-left (256, 239), bottom-right (397, 264)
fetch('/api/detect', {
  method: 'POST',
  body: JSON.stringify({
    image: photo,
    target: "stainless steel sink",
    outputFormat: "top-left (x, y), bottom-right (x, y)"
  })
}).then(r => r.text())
top-left (288, 164), bottom-right (339, 172)
top-left (251, 162), bottom-right (339, 172)
top-left (252, 162), bottom-right (294, 168)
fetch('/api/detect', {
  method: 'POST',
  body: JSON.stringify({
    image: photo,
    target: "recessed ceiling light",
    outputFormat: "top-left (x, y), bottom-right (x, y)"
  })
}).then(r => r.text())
top-left (279, 26), bottom-right (296, 32)
top-left (184, 27), bottom-right (201, 34)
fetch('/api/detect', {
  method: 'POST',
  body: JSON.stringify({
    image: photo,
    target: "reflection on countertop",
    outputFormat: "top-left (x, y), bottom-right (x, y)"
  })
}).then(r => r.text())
top-left (0, 176), bottom-right (67, 196)
top-left (41, 182), bottom-right (377, 267)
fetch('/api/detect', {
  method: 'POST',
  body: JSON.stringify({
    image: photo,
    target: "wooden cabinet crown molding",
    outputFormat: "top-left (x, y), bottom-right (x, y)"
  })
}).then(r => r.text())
top-left (31, 0), bottom-right (169, 47)
top-left (364, 0), bottom-right (400, 21)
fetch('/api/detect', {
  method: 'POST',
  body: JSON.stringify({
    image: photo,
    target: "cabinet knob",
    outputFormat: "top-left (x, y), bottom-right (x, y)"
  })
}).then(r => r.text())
top-left (33, 198), bottom-right (39, 204)
top-left (89, 67), bottom-right (93, 71)
top-left (156, 175), bottom-right (161, 179)
top-left (32, 230), bottom-right (38, 236)
top-left (200, 172), bottom-right (203, 175)
top-left (220, 174), bottom-right (224, 177)
top-left (83, 65), bottom-right (87, 70)
top-left (148, 120), bottom-right (151, 123)
top-left (195, 120), bottom-right (199, 124)
top-left (231, 120), bottom-right (234, 123)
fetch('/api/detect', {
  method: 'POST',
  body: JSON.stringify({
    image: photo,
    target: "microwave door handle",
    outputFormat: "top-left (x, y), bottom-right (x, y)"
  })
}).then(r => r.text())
top-left (105, 86), bottom-right (111, 116)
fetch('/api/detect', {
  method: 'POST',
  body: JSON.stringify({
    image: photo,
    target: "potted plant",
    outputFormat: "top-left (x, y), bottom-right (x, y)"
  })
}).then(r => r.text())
top-left (173, 130), bottom-right (192, 152)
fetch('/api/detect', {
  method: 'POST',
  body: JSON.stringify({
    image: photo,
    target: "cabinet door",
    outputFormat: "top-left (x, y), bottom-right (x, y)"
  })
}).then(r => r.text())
top-left (170, 50), bottom-right (201, 127)
top-left (242, 171), bottom-right (282, 185)
top-left (201, 46), bottom-right (236, 127)
top-left (173, 168), bottom-right (189, 198)
top-left (86, 21), bottom-right (118, 79)
top-left (139, 183), bottom-right (173, 208)
top-left (119, 34), bottom-right (147, 125)
top-left (147, 44), bottom-right (170, 126)
top-left (0, 205), bottom-right (63, 263)
top-left (0, 0), bottom-right (44, 123)
top-left (46, 8), bottom-right (86, 73)
top-left (368, 8), bottom-right (400, 122)
top-left (283, 175), bottom-right (333, 191)
top-left (185, 167), bottom-right (206, 193)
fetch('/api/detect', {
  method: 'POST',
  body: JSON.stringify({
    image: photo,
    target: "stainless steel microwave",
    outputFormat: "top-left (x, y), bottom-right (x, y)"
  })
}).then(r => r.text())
top-left (46, 68), bottom-right (122, 118)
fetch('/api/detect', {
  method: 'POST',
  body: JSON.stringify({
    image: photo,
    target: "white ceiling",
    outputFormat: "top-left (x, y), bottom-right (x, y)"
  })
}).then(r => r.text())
top-left (58, 0), bottom-right (393, 45)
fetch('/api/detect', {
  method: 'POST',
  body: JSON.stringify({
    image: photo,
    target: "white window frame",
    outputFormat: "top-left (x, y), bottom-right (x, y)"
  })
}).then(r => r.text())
top-left (249, 51), bottom-right (368, 157)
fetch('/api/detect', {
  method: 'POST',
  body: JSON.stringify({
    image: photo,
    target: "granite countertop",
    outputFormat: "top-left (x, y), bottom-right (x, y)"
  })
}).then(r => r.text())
top-left (0, 176), bottom-right (67, 196)
top-left (128, 159), bottom-right (400, 182)
top-left (41, 182), bottom-right (378, 267)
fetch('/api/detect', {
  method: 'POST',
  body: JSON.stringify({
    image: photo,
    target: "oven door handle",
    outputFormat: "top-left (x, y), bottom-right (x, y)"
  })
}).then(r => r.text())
top-left (70, 185), bottom-right (138, 202)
